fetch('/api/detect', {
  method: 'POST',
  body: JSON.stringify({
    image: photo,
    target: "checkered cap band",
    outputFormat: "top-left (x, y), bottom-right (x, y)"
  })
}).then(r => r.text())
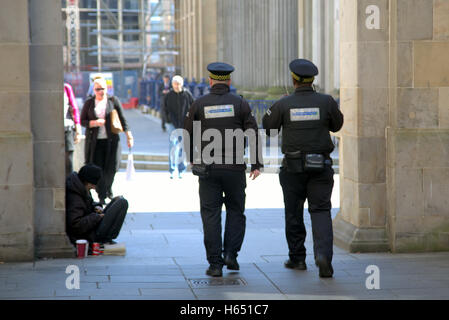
top-left (291, 72), bottom-right (314, 83)
top-left (209, 72), bottom-right (231, 81)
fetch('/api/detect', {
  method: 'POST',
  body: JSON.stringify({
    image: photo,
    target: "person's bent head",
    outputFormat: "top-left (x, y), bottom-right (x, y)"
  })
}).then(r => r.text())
top-left (172, 75), bottom-right (184, 93)
top-left (207, 62), bottom-right (234, 87)
top-left (289, 59), bottom-right (318, 88)
top-left (78, 164), bottom-right (102, 191)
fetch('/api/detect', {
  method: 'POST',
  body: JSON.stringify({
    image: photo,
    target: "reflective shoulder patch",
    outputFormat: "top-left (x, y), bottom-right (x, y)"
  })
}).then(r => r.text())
top-left (266, 109), bottom-right (272, 116)
top-left (290, 108), bottom-right (320, 121)
top-left (204, 105), bottom-right (235, 119)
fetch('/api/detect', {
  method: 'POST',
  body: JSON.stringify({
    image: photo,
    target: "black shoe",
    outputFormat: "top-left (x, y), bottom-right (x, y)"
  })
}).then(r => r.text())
top-left (284, 259), bottom-right (307, 270)
top-left (206, 265), bottom-right (223, 277)
top-left (224, 253), bottom-right (239, 270)
top-left (315, 255), bottom-right (334, 278)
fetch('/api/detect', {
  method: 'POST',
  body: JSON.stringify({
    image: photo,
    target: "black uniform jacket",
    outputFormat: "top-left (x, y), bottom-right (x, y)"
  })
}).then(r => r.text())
top-left (262, 86), bottom-right (343, 155)
top-left (163, 88), bottom-right (194, 129)
top-left (66, 172), bottom-right (103, 245)
top-left (184, 84), bottom-right (263, 171)
top-left (80, 96), bottom-right (130, 174)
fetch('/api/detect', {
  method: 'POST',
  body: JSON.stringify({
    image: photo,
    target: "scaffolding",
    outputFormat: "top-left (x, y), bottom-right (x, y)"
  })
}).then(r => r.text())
top-left (62, 0), bottom-right (177, 75)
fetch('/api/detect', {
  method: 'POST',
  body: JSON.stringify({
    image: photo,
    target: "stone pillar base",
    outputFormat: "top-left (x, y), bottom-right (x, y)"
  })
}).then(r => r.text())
top-left (393, 232), bottom-right (449, 253)
top-left (333, 214), bottom-right (390, 253)
top-left (35, 234), bottom-right (75, 259)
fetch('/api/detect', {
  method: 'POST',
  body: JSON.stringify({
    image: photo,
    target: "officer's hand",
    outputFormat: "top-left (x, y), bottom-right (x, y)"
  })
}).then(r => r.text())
top-left (249, 169), bottom-right (261, 180)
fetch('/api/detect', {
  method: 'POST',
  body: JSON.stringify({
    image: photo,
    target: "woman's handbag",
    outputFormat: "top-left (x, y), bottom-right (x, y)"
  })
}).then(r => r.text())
top-left (110, 109), bottom-right (123, 134)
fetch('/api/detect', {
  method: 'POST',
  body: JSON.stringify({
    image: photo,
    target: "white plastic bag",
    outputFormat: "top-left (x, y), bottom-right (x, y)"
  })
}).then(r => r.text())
top-left (126, 148), bottom-right (136, 181)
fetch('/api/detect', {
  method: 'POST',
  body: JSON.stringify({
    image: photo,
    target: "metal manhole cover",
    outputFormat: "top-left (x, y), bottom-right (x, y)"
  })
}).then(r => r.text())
top-left (188, 278), bottom-right (246, 288)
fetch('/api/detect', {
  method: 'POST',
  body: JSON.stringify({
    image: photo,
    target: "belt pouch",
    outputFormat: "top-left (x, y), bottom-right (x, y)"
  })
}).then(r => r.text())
top-left (192, 164), bottom-right (210, 178)
top-left (285, 151), bottom-right (303, 173)
top-left (303, 153), bottom-right (325, 172)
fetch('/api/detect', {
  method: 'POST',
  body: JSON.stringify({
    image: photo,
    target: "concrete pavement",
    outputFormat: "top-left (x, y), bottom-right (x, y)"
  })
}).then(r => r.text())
top-left (1, 108), bottom-right (449, 301)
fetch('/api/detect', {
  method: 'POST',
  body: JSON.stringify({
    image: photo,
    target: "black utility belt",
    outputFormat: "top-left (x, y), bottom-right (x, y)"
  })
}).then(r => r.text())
top-left (284, 151), bottom-right (332, 173)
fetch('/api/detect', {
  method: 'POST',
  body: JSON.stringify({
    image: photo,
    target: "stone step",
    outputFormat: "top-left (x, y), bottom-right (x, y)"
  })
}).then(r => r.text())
top-left (120, 154), bottom-right (339, 174)
top-left (121, 153), bottom-right (339, 166)
top-left (121, 153), bottom-right (168, 162)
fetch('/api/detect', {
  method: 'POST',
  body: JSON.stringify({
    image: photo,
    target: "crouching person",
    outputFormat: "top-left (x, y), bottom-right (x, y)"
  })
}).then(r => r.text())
top-left (66, 163), bottom-right (128, 253)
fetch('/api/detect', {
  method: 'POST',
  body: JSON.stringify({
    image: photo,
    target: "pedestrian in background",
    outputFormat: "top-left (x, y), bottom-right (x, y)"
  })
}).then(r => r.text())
top-left (184, 62), bottom-right (263, 277)
top-left (80, 76), bottom-right (134, 204)
top-left (263, 59), bottom-right (344, 278)
top-left (64, 82), bottom-right (82, 176)
top-left (163, 75), bottom-right (194, 179)
top-left (159, 74), bottom-right (172, 132)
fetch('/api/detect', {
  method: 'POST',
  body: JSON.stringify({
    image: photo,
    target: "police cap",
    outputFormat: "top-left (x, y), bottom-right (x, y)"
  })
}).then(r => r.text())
top-left (207, 62), bottom-right (235, 81)
top-left (289, 59), bottom-right (318, 83)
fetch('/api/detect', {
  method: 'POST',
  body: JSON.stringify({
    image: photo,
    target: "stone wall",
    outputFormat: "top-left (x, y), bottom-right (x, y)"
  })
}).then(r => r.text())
top-left (0, 0), bottom-right (35, 261)
top-left (335, 0), bottom-right (449, 253)
top-left (386, 0), bottom-right (449, 252)
top-left (29, 0), bottom-right (74, 259)
top-left (0, 0), bottom-right (73, 261)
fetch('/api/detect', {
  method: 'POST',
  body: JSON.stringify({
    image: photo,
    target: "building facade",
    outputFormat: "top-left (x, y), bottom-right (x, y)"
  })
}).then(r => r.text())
top-left (175, 0), bottom-right (339, 94)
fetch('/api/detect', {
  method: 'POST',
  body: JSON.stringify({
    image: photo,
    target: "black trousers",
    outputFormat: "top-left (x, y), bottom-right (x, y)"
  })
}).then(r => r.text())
top-left (198, 169), bottom-right (247, 266)
top-left (93, 139), bottom-right (115, 201)
top-left (95, 196), bottom-right (128, 243)
top-left (279, 166), bottom-right (334, 263)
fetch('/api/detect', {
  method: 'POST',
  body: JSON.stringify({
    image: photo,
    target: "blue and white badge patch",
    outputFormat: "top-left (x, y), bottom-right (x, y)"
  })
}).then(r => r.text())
top-left (290, 108), bottom-right (320, 121)
top-left (204, 105), bottom-right (235, 119)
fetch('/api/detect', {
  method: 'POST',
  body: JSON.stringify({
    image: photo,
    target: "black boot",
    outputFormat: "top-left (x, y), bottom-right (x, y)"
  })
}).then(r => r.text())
top-left (284, 259), bottom-right (307, 270)
top-left (315, 255), bottom-right (333, 278)
top-left (206, 265), bottom-right (223, 277)
top-left (224, 253), bottom-right (240, 270)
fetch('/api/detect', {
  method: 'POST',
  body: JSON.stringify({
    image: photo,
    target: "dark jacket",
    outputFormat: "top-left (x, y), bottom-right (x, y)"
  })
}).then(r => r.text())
top-left (262, 86), bottom-right (344, 155)
top-left (65, 172), bottom-right (103, 245)
top-left (80, 95), bottom-right (130, 174)
top-left (183, 84), bottom-right (263, 171)
top-left (159, 81), bottom-right (172, 128)
top-left (163, 88), bottom-right (194, 129)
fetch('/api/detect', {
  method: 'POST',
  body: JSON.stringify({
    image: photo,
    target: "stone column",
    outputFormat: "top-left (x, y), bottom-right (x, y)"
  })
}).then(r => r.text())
top-left (0, 0), bottom-right (34, 262)
top-left (386, 0), bottom-right (449, 252)
top-left (333, 0), bottom-right (390, 252)
top-left (200, 0), bottom-right (217, 77)
top-left (335, 0), bottom-right (449, 253)
top-left (29, 0), bottom-right (74, 258)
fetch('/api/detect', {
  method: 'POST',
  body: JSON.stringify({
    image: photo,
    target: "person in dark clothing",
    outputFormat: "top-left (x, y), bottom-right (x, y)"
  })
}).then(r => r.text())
top-left (159, 75), bottom-right (172, 132)
top-left (163, 75), bottom-right (194, 179)
top-left (184, 62), bottom-right (263, 277)
top-left (66, 164), bottom-right (129, 251)
top-left (262, 59), bottom-right (344, 278)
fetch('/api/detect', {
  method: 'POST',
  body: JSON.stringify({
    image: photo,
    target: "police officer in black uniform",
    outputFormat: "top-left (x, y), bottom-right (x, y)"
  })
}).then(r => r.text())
top-left (262, 59), bottom-right (343, 278)
top-left (184, 62), bottom-right (263, 277)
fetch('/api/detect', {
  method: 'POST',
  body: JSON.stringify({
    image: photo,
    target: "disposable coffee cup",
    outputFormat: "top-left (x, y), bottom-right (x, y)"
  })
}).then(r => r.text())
top-left (76, 240), bottom-right (88, 258)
